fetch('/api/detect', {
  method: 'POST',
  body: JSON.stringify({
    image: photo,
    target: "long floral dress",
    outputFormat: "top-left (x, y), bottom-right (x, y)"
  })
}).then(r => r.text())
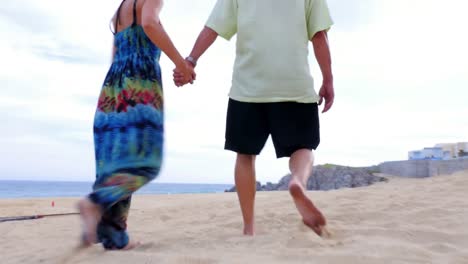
top-left (88, 0), bottom-right (163, 249)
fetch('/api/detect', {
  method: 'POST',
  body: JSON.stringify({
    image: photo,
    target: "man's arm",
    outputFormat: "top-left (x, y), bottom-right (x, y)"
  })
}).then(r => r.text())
top-left (311, 31), bottom-right (334, 113)
top-left (188, 27), bottom-right (219, 63)
top-left (173, 27), bottom-right (219, 86)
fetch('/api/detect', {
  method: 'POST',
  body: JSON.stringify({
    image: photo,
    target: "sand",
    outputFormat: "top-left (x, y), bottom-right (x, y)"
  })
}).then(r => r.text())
top-left (1, 171), bottom-right (467, 264)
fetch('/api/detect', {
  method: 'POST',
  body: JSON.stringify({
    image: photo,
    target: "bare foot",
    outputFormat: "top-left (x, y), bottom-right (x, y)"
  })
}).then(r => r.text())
top-left (77, 198), bottom-right (101, 246)
top-left (243, 225), bottom-right (255, 236)
top-left (288, 179), bottom-right (327, 236)
top-left (122, 240), bottom-right (142, 250)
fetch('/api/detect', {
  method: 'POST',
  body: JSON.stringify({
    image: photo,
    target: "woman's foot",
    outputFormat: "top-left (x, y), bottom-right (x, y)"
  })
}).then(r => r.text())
top-left (107, 240), bottom-right (141, 251)
top-left (288, 179), bottom-right (327, 236)
top-left (121, 240), bottom-right (141, 250)
top-left (78, 198), bottom-right (101, 246)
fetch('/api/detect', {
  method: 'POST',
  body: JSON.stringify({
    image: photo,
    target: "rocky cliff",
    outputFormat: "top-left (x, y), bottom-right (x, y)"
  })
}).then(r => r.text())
top-left (226, 164), bottom-right (387, 192)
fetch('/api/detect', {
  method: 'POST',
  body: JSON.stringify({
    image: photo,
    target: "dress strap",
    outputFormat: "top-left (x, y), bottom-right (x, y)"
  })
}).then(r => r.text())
top-left (132, 0), bottom-right (138, 26)
top-left (113, 0), bottom-right (126, 34)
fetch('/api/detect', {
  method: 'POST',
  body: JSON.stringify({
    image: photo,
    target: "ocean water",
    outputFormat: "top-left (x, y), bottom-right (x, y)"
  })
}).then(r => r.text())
top-left (0, 180), bottom-right (233, 199)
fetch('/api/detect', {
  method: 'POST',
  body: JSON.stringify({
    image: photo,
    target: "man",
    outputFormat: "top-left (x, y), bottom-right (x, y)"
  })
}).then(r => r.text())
top-left (174, 0), bottom-right (334, 236)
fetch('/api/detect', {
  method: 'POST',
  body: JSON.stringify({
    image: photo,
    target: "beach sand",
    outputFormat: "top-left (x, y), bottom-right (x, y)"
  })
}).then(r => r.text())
top-left (1, 171), bottom-right (467, 264)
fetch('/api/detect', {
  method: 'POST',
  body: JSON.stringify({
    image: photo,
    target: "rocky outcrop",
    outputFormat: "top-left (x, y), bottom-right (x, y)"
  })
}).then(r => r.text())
top-left (225, 164), bottom-right (387, 192)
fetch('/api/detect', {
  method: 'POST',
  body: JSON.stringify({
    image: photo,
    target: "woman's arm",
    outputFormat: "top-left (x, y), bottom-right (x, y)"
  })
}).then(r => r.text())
top-left (141, 0), bottom-right (191, 80)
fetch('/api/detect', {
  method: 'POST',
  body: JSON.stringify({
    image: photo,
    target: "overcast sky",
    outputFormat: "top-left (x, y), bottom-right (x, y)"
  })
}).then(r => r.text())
top-left (1, 0), bottom-right (467, 184)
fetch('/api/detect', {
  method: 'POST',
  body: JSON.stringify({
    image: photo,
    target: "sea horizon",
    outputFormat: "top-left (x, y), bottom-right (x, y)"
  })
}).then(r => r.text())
top-left (0, 178), bottom-right (233, 185)
top-left (0, 180), bottom-right (233, 199)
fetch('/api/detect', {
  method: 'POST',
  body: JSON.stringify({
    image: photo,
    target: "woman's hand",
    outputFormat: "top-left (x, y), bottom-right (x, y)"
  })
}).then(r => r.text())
top-left (173, 60), bottom-right (196, 87)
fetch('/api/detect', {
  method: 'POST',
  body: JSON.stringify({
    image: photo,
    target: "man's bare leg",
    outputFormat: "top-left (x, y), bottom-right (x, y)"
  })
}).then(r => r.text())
top-left (288, 149), bottom-right (327, 236)
top-left (235, 154), bottom-right (257, 235)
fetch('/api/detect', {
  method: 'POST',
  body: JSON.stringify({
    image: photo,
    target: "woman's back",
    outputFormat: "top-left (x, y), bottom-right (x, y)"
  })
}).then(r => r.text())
top-left (111, 0), bottom-right (161, 63)
top-left (113, 0), bottom-right (140, 32)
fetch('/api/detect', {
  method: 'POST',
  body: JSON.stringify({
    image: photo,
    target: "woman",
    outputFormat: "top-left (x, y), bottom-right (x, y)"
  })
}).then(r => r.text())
top-left (78, 0), bottom-right (194, 250)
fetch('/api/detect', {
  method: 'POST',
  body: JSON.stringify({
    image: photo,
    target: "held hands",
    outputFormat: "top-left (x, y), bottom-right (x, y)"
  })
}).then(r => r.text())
top-left (173, 59), bottom-right (196, 87)
top-left (318, 80), bottom-right (334, 113)
top-left (173, 60), bottom-right (196, 87)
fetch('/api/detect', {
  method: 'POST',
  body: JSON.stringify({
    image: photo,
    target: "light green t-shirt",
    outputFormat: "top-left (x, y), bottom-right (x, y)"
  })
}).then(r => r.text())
top-left (206, 0), bottom-right (333, 103)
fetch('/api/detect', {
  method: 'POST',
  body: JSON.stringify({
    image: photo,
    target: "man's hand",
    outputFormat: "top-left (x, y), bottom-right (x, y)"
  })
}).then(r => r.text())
top-left (311, 31), bottom-right (334, 113)
top-left (318, 80), bottom-right (334, 113)
top-left (173, 60), bottom-right (196, 87)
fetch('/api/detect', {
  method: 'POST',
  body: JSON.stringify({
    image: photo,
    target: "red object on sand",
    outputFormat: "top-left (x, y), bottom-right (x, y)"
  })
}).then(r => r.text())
top-left (52, 201), bottom-right (55, 207)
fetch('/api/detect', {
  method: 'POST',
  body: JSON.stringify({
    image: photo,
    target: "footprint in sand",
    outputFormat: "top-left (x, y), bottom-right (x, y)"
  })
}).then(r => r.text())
top-left (159, 215), bottom-right (171, 222)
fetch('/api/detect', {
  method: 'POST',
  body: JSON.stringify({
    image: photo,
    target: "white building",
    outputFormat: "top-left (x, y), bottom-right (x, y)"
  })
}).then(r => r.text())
top-left (457, 142), bottom-right (468, 156)
top-left (423, 147), bottom-right (444, 160)
top-left (443, 151), bottom-right (452, 160)
top-left (435, 142), bottom-right (468, 158)
top-left (408, 150), bottom-right (424, 160)
top-left (435, 143), bottom-right (458, 159)
top-left (409, 147), bottom-right (444, 160)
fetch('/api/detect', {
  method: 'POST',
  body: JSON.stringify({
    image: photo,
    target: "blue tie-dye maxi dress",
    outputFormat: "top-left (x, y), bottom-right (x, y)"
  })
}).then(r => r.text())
top-left (88, 0), bottom-right (163, 249)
